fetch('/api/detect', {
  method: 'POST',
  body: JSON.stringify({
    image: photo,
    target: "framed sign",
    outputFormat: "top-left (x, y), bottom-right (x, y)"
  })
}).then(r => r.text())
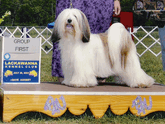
top-left (0, 37), bottom-right (41, 84)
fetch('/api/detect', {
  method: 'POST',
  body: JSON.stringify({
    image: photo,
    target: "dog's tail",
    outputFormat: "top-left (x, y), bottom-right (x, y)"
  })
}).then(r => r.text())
top-left (107, 23), bottom-right (131, 74)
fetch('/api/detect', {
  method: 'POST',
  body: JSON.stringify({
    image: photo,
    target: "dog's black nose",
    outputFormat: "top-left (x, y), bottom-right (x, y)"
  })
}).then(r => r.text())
top-left (67, 19), bottom-right (72, 23)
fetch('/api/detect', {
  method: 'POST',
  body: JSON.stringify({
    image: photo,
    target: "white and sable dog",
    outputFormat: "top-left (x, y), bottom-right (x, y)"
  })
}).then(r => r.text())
top-left (51, 8), bottom-right (155, 88)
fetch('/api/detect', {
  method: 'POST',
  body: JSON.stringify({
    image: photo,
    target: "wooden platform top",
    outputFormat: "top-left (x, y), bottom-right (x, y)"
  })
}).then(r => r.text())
top-left (1, 82), bottom-right (165, 95)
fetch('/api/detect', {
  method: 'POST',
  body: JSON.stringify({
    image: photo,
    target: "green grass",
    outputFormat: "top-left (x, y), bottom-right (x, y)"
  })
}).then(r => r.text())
top-left (40, 51), bottom-right (58, 82)
top-left (140, 52), bottom-right (165, 84)
top-left (1, 29), bottom-right (165, 123)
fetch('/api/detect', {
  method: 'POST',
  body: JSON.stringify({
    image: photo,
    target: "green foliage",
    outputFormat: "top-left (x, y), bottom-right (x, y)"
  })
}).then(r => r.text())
top-left (0, 0), bottom-right (56, 26)
top-left (120, 0), bottom-right (135, 12)
top-left (0, 11), bottom-right (11, 24)
top-left (0, 0), bottom-right (161, 26)
top-left (145, 20), bottom-right (153, 26)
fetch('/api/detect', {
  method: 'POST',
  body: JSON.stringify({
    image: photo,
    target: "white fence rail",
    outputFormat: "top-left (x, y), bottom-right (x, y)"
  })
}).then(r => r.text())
top-left (0, 26), bottom-right (161, 57)
top-left (130, 26), bottom-right (161, 57)
top-left (0, 26), bottom-right (53, 54)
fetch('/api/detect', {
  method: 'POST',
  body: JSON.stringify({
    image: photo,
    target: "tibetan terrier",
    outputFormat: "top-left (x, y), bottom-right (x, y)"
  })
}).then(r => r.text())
top-left (51, 8), bottom-right (155, 88)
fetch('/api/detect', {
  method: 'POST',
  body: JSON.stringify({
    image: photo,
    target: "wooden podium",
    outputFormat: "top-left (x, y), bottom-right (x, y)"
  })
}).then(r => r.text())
top-left (1, 82), bottom-right (165, 122)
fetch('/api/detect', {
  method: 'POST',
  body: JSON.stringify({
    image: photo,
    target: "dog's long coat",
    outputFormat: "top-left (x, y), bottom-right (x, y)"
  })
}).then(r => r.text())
top-left (51, 8), bottom-right (155, 88)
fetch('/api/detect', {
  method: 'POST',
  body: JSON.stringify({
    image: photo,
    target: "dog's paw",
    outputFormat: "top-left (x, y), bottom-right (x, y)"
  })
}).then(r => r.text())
top-left (129, 76), bottom-right (155, 88)
top-left (61, 80), bottom-right (69, 86)
top-left (69, 78), bottom-right (98, 88)
top-left (69, 83), bottom-right (90, 88)
top-left (68, 81), bottom-right (93, 88)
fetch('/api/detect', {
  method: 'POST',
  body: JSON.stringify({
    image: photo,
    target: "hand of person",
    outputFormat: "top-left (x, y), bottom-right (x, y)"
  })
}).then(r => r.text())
top-left (114, 0), bottom-right (121, 15)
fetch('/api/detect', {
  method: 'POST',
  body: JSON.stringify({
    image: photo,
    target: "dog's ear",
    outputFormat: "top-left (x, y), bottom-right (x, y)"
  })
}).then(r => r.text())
top-left (51, 21), bottom-right (61, 43)
top-left (80, 11), bottom-right (90, 43)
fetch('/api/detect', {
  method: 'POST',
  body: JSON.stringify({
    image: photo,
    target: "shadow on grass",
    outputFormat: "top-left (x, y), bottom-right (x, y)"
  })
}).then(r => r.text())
top-left (144, 111), bottom-right (165, 120)
top-left (12, 108), bottom-right (95, 122)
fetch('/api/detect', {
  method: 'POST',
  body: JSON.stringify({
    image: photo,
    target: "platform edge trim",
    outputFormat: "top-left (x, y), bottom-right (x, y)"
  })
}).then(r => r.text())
top-left (3, 91), bottom-right (165, 95)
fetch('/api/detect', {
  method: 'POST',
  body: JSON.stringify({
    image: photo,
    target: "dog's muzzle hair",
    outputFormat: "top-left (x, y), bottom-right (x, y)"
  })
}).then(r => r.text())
top-left (51, 8), bottom-right (91, 43)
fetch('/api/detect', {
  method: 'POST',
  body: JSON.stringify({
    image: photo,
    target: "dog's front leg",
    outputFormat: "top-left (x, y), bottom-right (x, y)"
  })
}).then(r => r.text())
top-left (61, 60), bottom-right (73, 86)
top-left (69, 51), bottom-right (98, 87)
top-left (70, 71), bottom-right (98, 88)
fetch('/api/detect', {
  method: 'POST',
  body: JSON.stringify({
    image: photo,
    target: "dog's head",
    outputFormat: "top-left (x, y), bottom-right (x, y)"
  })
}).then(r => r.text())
top-left (51, 8), bottom-right (90, 43)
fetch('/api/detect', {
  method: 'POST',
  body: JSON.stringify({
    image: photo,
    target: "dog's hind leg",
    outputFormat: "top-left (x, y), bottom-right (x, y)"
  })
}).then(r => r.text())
top-left (108, 23), bottom-right (155, 88)
top-left (120, 36), bottom-right (155, 88)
